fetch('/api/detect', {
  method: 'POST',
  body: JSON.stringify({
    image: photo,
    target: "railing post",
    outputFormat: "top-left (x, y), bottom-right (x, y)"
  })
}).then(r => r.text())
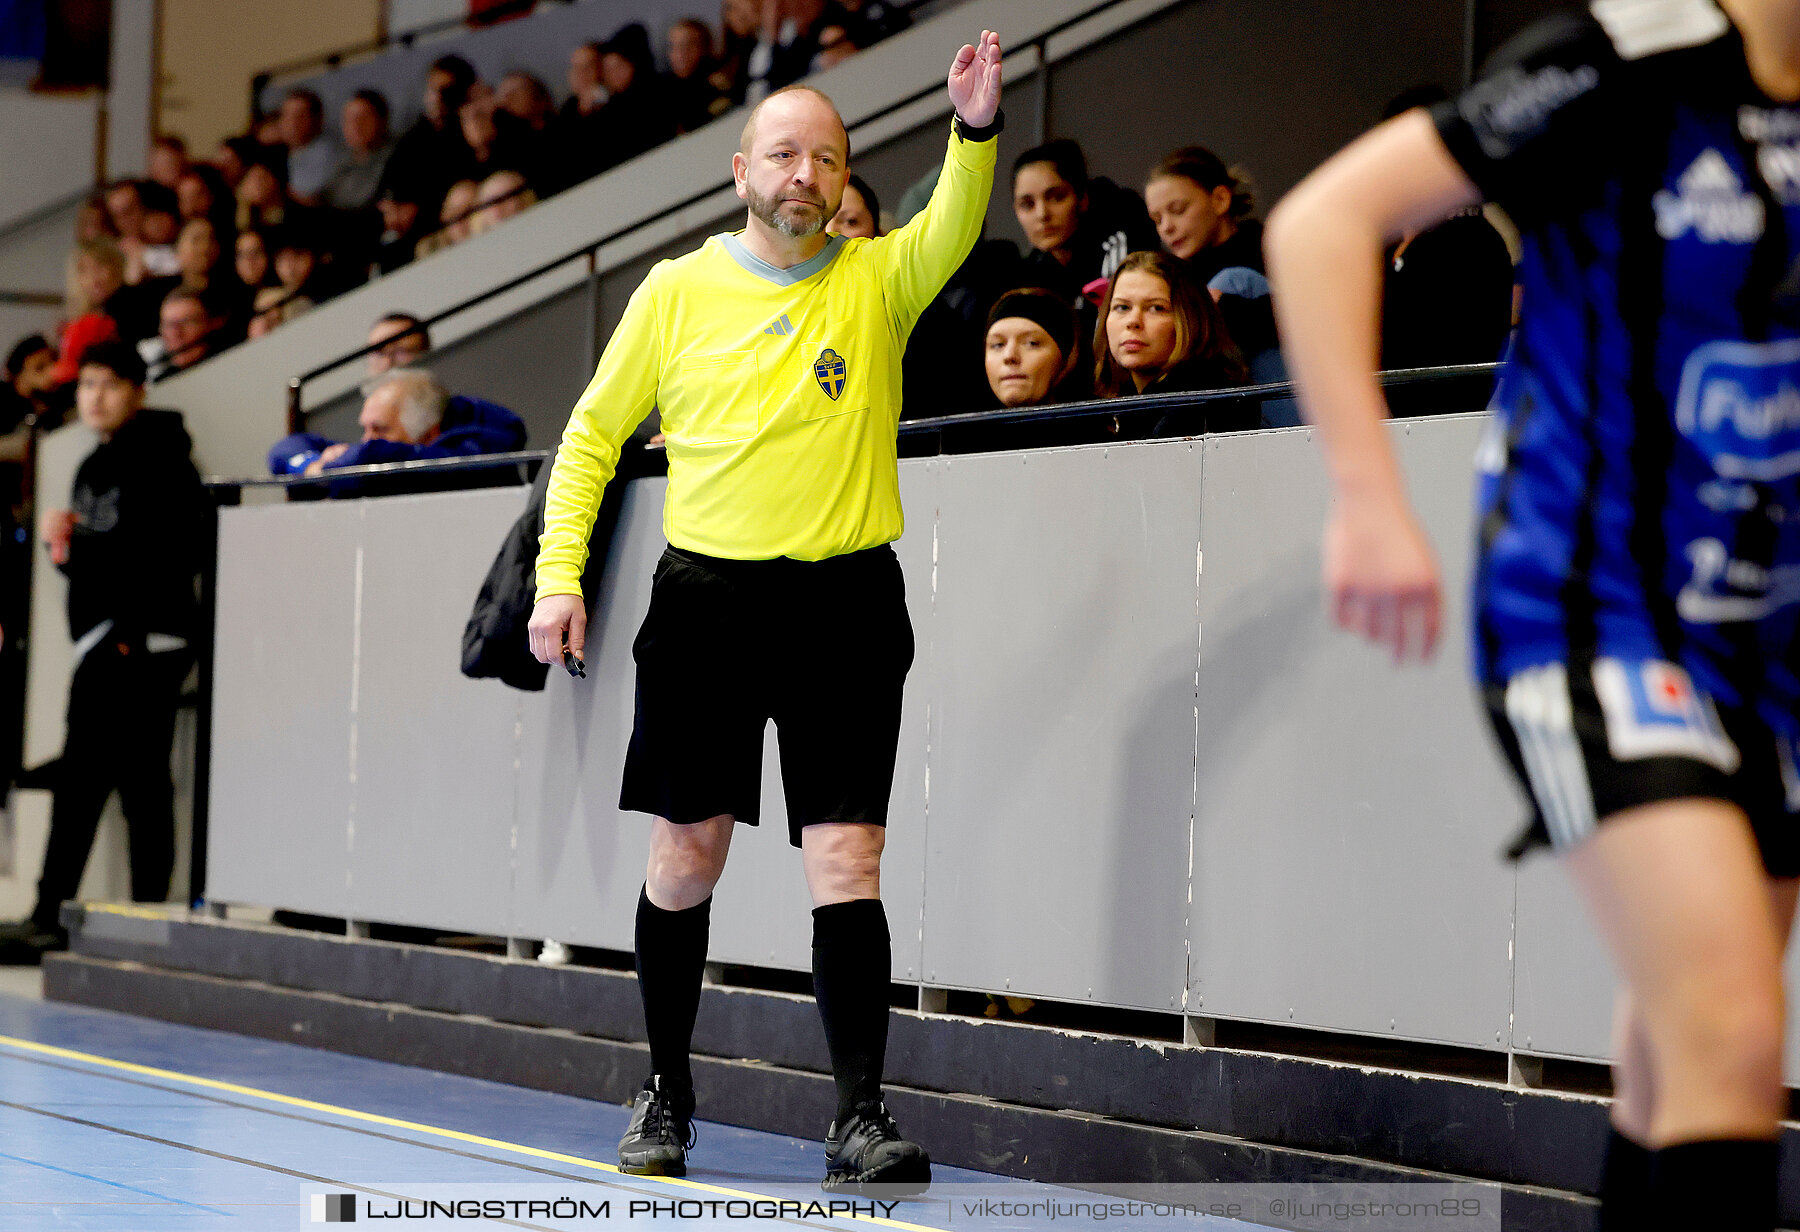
top-left (286, 376), bottom-right (304, 436)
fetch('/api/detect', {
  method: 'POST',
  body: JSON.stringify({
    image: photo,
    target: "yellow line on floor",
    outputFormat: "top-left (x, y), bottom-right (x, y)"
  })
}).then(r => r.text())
top-left (0, 1032), bottom-right (943, 1231)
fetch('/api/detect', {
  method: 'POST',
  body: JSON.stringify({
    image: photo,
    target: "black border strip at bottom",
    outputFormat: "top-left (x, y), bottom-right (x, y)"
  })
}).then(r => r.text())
top-left (41, 954), bottom-right (1596, 1232)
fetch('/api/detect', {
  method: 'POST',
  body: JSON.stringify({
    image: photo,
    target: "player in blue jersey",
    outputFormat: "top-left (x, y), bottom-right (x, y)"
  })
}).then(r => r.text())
top-left (1267, 2), bottom-right (1800, 1229)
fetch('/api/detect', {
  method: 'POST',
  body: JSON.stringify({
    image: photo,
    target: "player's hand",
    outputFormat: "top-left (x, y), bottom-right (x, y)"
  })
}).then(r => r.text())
top-left (40, 508), bottom-right (75, 566)
top-left (948, 30), bottom-right (1002, 129)
top-left (527, 593), bottom-right (587, 667)
top-left (1323, 492), bottom-right (1442, 664)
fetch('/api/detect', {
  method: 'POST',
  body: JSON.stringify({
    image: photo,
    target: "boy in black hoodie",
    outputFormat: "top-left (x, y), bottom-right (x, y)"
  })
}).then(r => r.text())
top-left (0, 341), bottom-right (206, 961)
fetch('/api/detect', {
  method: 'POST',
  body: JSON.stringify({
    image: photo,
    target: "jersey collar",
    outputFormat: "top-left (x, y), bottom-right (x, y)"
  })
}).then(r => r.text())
top-left (719, 232), bottom-right (846, 286)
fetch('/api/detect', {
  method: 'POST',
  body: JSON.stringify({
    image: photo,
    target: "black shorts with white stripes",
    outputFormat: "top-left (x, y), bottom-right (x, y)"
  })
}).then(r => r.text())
top-left (1484, 656), bottom-right (1800, 877)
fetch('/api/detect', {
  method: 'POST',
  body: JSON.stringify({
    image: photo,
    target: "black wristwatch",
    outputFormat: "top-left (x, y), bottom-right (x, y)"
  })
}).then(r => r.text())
top-left (953, 108), bottom-right (1005, 143)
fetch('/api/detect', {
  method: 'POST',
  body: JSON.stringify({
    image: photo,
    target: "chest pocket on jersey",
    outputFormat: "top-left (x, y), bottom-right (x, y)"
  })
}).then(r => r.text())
top-left (800, 339), bottom-right (866, 421)
top-left (672, 350), bottom-right (760, 444)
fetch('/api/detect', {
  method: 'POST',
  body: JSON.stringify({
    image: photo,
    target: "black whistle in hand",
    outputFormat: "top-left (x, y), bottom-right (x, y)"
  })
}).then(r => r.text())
top-left (561, 634), bottom-right (586, 679)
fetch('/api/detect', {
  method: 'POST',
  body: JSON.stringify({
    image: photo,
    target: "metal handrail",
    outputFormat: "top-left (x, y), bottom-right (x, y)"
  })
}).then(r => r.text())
top-left (234, 363), bottom-right (1501, 492)
top-left (282, 0), bottom-right (1133, 432)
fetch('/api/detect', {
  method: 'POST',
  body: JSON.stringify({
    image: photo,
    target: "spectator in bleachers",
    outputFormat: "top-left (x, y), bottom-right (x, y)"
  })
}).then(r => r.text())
top-left (247, 286), bottom-right (311, 339)
top-left (372, 183), bottom-right (431, 275)
top-left (273, 227), bottom-right (328, 306)
top-left (664, 18), bottom-right (727, 133)
top-left (146, 286), bottom-right (228, 380)
top-left (494, 71), bottom-right (560, 192)
top-left (0, 340), bottom-right (206, 962)
top-left (1374, 87), bottom-right (1515, 374)
top-left (103, 180), bottom-right (144, 244)
top-left (211, 135), bottom-right (261, 191)
top-left (75, 195), bottom-right (115, 243)
top-left (470, 171), bottom-right (536, 236)
top-left (715, 0), bottom-right (760, 105)
top-left (366, 313), bottom-right (430, 375)
top-left (561, 41), bottom-right (607, 125)
top-left (135, 185), bottom-right (182, 280)
top-left (52, 239), bottom-right (125, 384)
top-left (266, 367), bottom-right (526, 484)
top-left (147, 135), bottom-right (187, 192)
top-left (385, 54), bottom-right (480, 216)
top-left (1, 336), bottom-right (57, 436)
top-left (175, 164), bottom-right (234, 233)
top-left (323, 89), bottom-right (395, 213)
top-left (593, 26), bottom-right (676, 171)
top-left (984, 287), bottom-right (1084, 408)
top-left (1144, 146), bottom-right (1263, 288)
top-left (235, 146), bottom-right (291, 233)
top-left (417, 179), bottom-right (481, 258)
top-left (1094, 252), bottom-right (1251, 431)
top-left (813, 21), bottom-right (860, 72)
top-left (744, 0), bottom-right (836, 102)
top-left (1011, 139), bottom-right (1158, 312)
top-left (457, 83), bottom-right (517, 184)
top-left (829, 173), bottom-right (879, 238)
top-left (835, 0), bottom-right (909, 45)
top-left (234, 226), bottom-right (274, 292)
top-left (280, 88), bottom-right (339, 207)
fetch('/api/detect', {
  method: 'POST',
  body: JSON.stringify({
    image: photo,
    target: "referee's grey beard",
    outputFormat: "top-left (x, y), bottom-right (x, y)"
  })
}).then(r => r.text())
top-left (746, 183), bottom-right (840, 239)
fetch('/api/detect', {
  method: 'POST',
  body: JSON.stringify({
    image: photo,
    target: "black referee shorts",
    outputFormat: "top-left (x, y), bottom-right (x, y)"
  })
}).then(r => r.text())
top-left (619, 543), bottom-right (915, 846)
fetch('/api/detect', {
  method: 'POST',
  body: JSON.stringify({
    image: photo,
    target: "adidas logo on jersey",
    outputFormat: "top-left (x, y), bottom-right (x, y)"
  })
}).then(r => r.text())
top-left (1653, 148), bottom-right (1766, 243)
top-left (763, 314), bottom-right (794, 336)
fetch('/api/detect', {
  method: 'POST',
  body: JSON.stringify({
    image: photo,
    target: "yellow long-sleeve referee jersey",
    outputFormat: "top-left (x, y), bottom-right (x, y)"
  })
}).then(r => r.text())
top-left (535, 123), bottom-right (996, 597)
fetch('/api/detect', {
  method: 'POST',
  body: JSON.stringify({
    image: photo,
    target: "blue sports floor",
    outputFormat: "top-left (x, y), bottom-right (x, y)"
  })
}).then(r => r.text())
top-left (0, 986), bottom-right (1284, 1231)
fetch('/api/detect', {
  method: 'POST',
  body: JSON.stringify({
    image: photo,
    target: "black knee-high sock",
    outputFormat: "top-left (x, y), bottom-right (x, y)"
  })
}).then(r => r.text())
top-left (812, 898), bottom-right (890, 1125)
top-left (1648, 1139), bottom-right (1777, 1232)
top-left (634, 886), bottom-right (711, 1100)
top-left (1597, 1127), bottom-right (1652, 1232)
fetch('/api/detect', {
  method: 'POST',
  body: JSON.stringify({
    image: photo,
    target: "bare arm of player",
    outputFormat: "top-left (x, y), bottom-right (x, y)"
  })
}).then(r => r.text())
top-left (1264, 109), bottom-right (1483, 664)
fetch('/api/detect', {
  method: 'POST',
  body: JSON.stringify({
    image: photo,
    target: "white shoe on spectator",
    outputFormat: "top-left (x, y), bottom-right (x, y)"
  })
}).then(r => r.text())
top-left (537, 938), bottom-right (570, 965)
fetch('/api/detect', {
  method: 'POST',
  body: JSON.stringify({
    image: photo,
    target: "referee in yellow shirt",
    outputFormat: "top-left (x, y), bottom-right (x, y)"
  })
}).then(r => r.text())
top-left (528, 31), bottom-right (1004, 1190)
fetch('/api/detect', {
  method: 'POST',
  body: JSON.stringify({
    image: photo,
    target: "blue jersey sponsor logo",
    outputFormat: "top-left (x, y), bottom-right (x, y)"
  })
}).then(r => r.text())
top-left (813, 348), bottom-right (846, 401)
top-left (1674, 338), bottom-right (1800, 482)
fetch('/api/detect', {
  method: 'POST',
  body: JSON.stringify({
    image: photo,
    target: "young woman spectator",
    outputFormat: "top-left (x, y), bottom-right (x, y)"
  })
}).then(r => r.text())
top-left (1094, 252), bottom-right (1251, 433)
top-left (984, 288), bottom-right (1084, 408)
top-left (1145, 146), bottom-right (1263, 286)
top-left (829, 174), bottom-right (880, 238)
top-left (663, 18), bottom-right (727, 133)
top-left (51, 238), bottom-right (126, 384)
top-left (1011, 139), bottom-right (1159, 313)
top-left (234, 227), bottom-right (274, 292)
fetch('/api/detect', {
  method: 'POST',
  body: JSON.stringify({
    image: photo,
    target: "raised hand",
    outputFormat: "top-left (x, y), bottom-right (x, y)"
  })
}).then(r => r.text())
top-left (948, 30), bottom-right (1002, 129)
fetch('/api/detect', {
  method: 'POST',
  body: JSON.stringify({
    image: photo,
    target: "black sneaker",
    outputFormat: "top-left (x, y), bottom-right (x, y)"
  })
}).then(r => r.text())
top-left (617, 1076), bottom-right (695, 1176)
top-left (821, 1102), bottom-right (931, 1193)
top-left (0, 925), bottom-right (65, 966)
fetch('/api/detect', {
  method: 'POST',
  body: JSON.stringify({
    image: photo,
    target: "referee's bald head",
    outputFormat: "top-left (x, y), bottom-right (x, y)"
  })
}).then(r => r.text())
top-left (739, 86), bottom-right (850, 160)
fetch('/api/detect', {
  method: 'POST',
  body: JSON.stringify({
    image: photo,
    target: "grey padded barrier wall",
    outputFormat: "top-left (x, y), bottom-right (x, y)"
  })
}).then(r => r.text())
top-left (1188, 422), bottom-right (1519, 1048)
top-left (211, 416), bottom-right (1800, 1070)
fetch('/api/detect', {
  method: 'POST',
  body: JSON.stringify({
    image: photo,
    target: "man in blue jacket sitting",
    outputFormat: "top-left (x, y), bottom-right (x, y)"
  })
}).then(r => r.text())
top-left (268, 368), bottom-right (527, 495)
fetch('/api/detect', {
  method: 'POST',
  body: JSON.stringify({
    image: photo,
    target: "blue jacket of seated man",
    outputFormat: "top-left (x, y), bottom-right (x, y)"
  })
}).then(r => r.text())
top-left (266, 395), bottom-right (527, 477)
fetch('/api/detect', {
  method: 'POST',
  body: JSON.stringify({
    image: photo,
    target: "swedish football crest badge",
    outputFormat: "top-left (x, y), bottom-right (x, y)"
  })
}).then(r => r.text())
top-left (813, 348), bottom-right (846, 401)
